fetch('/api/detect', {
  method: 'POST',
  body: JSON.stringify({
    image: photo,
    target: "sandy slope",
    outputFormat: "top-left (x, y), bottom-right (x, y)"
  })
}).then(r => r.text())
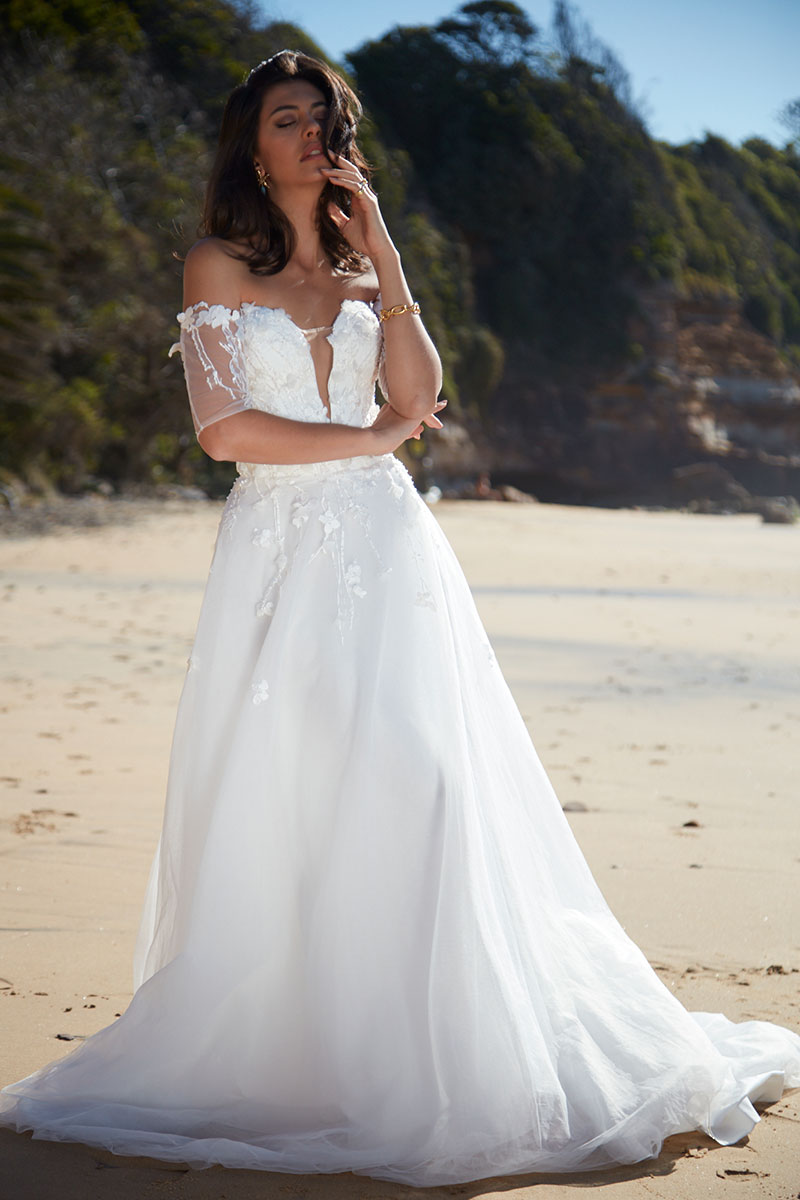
top-left (0, 498), bottom-right (798, 1199)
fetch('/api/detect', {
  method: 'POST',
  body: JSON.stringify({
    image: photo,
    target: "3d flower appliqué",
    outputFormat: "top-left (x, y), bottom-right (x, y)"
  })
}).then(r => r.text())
top-left (344, 562), bottom-right (367, 598)
top-left (319, 508), bottom-right (341, 539)
top-left (251, 679), bottom-right (270, 705)
top-left (291, 496), bottom-right (313, 528)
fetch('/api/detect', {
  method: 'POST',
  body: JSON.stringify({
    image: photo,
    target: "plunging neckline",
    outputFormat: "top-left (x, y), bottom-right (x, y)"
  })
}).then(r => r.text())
top-left (240, 298), bottom-right (378, 422)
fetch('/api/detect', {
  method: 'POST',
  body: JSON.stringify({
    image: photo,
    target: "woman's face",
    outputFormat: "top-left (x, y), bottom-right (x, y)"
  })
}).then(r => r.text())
top-left (253, 79), bottom-right (332, 190)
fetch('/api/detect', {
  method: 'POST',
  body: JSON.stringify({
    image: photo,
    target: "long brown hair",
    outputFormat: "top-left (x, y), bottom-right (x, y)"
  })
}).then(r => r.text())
top-left (202, 50), bottom-right (371, 276)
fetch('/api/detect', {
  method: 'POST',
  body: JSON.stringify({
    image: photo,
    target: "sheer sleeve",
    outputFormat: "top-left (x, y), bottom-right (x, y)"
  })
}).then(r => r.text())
top-left (168, 301), bottom-right (253, 436)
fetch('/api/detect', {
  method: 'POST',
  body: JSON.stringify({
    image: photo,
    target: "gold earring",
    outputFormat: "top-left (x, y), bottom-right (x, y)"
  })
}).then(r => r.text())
top-left (254, 162), bottom-right (270, 194)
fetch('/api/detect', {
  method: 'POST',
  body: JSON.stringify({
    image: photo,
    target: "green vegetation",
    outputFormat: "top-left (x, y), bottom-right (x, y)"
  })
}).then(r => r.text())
top-left (1, 0), bottom-right (798, 496)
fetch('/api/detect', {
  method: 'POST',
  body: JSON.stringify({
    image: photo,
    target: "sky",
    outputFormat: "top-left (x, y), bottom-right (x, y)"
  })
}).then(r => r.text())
top-left (257, 0), bottom-right (799, 149)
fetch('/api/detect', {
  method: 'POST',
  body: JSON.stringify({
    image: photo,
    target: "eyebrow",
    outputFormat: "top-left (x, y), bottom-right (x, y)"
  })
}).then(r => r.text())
top-left (268, 100), bottom-right (329, 117)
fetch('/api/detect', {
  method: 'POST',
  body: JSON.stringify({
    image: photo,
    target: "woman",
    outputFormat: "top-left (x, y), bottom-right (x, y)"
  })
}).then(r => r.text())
top-left (1, 50), bottom-right (798, 1188)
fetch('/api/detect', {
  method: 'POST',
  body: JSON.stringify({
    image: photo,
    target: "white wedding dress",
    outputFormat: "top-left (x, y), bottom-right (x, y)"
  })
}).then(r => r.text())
top-left (1, 296), bottom-right (798, 1187)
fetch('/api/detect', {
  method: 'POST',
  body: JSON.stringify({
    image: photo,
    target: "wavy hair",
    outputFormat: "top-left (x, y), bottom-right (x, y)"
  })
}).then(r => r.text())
top-left (201, 50), bottom-right (371, 276)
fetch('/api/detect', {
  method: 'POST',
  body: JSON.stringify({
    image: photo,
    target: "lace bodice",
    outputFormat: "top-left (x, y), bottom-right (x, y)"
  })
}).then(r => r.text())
top-left (170, 296), bottom-right (388, 436)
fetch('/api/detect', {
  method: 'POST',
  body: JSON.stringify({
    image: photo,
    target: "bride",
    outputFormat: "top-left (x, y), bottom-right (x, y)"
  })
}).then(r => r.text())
top-left (1, 49), bottom-right (798, 1188)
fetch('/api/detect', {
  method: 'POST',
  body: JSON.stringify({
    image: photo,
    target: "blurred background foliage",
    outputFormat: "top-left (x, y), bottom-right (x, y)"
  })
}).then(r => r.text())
top-left (1, 0), bottom-right (798, 495)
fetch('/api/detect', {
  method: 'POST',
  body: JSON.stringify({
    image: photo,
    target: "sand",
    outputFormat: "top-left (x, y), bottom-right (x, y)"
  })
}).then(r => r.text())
top-left (0, 496), bottom-right (798, 1198)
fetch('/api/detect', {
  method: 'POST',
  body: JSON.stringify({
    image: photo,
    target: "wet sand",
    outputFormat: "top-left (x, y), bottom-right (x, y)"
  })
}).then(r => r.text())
top-left (1, 497), bottom-right (798, 1198)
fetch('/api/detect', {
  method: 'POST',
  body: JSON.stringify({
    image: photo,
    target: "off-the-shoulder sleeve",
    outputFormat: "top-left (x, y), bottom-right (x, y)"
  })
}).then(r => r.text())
top-left (369, 293), bottom-right (390, 403)
top-left (168, 302), bottom-right (253, 436)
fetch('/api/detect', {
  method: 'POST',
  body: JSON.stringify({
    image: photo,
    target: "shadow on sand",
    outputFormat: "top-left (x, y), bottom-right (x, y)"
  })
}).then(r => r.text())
top-left (0, 1127), bottom-right (723, 1200)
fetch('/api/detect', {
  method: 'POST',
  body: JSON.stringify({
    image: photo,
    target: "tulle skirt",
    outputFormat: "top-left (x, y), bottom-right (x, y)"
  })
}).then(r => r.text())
top-left (2, 451), bottom-right (799, 1186)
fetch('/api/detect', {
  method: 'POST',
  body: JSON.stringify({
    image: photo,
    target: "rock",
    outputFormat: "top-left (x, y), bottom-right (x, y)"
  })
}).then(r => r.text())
top-left (749, 496), bottom-right (799, 524)
top-left (670, 462), bottom-right (753, 509)
top-left (154, 484), bottom-right (210, 501)
top-left (497, 484), bottom-right (537, 503)
top-left (0, 483), bottom-right (20, 511)
top-left (442, 473), bottom-right (505, 501)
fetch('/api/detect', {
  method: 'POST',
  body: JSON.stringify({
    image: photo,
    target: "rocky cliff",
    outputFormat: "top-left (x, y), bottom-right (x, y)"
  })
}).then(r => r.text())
top-left (419, 283), bottom-right (800, 509)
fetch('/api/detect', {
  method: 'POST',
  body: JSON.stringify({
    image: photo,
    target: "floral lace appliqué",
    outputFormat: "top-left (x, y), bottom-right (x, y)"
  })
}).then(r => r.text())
top-left (231, 457), bottom-right (437, 640)
top-left (221, 476), bottom-right (247, 537)
top-left (171, 302), bottom-right (254, 436)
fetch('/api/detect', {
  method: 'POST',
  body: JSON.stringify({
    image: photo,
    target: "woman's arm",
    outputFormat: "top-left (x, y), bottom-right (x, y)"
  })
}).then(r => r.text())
top-left (371, 247), bottom-right (444, 422)
top-left (199, 407), bottom-right (381, 464)
top-left (319, 157), bottom-right (444, 422)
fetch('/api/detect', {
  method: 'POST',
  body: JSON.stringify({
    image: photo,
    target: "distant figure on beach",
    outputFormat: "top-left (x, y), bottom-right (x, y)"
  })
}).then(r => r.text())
top-left (1, 49), bottom-right (798, 1187)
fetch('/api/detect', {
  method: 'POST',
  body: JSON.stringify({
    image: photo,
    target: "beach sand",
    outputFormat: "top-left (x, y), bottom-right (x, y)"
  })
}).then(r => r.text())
top-left (0, 497), bottom-right (798, 1198)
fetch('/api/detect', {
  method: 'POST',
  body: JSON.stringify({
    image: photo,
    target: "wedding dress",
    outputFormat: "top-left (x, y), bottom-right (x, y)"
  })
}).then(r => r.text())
top-left (1, 295), bottom-right (798, 1187)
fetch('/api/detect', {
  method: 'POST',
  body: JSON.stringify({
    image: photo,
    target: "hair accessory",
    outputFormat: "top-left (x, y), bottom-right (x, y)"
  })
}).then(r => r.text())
top-left (379, 302), bottom-right (421, 322)
top-left (246, 51), bottom-right (292, 81)
top-left (254, 162), bottom-right (271, 194)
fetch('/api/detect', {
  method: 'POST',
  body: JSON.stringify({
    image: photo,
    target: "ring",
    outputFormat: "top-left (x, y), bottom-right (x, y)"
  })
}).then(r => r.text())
top-left (355, 179), bottom-right (367, 195)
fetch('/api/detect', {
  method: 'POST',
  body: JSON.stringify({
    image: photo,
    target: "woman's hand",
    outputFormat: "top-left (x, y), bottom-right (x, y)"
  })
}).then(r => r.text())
top-left (321, 155), bottom-right (394, 262)
top-left (369, 398), bottom-right (447, 456)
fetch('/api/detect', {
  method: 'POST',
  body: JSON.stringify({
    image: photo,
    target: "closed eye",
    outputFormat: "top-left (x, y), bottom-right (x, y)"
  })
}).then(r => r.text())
top-left (273, 104), bottom-right (329, 129)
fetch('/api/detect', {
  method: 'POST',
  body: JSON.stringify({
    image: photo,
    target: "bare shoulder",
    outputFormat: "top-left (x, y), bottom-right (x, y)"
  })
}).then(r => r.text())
top-left (183, 237), bottom-right (249, 310)
top-left (349, 267), bottom-right (380, 303)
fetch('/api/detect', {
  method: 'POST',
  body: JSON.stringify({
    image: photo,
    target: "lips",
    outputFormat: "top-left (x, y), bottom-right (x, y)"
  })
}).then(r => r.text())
top-left (301, 144), bottom-right (324, 161)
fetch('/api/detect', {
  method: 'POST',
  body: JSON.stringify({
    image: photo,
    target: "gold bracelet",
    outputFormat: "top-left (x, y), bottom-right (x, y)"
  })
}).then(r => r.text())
top-left (379, 302), bottom-right (421, 322)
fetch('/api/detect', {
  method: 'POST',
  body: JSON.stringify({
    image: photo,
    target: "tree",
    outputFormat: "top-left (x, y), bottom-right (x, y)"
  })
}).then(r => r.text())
top-left (436, 1), bottom-right (540, 67)
top-left (778, 97), bottom-right (800, 147)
